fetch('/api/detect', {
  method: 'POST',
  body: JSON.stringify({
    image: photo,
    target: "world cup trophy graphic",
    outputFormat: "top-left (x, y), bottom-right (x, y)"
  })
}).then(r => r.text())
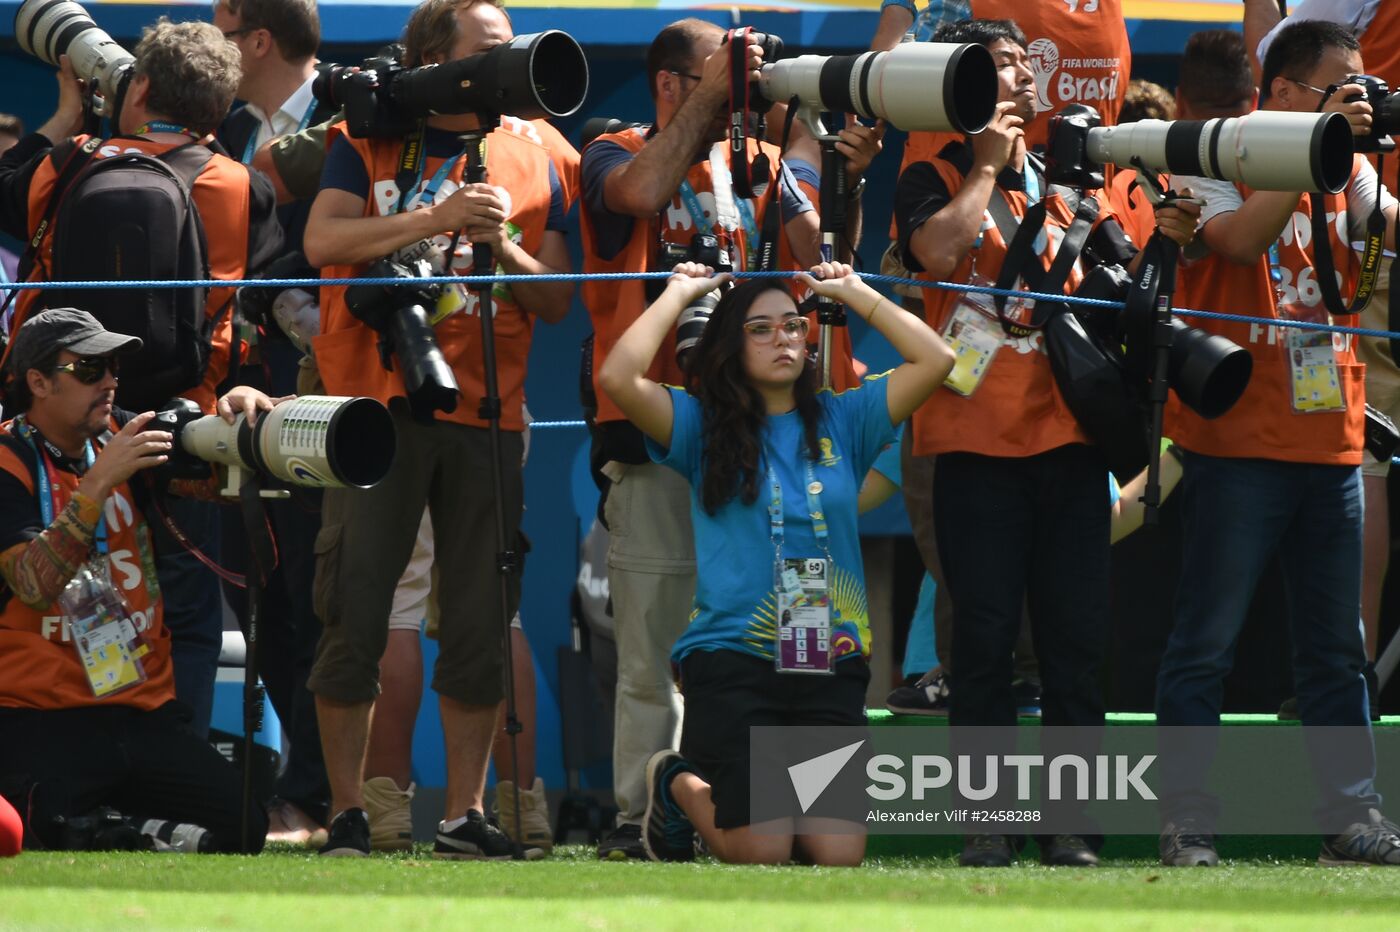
top-left (1027, 37), bottom-right (1060, 113)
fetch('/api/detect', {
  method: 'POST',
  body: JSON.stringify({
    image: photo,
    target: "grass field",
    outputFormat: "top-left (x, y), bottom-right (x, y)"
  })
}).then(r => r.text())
top-left (3, 845), bottom-right (1400, 931)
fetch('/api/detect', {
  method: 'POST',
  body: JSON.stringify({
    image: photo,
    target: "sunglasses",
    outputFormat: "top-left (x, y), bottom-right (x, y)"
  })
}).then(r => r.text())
top-left (743, 317), bottom-right (810, 343)
top-left (52, 356), bottom-right (119, 384)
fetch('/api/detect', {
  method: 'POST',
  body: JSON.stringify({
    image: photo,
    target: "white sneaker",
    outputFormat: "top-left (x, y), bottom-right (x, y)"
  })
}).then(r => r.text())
top-left (492, 777), bottom-right (553, 854)
top-left (362, 777), bottom-right (415, 852)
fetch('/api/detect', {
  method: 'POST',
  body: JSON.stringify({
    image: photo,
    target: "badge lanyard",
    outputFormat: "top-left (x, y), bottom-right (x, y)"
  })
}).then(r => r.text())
top-left (767, 449), bottom-right (838, 674)
top-left (390, 150), bottom-right (467, 217)
top-left (138, 121), bottom-right (198, 138)
top-left (1022, 159), bottom-right (1046, 255)
top-left (241, 98), bottom-right (318, 165)
top-left (678, 154), bottom-right (761, 270)
top-left (13, 415), bottom-right (107, 557)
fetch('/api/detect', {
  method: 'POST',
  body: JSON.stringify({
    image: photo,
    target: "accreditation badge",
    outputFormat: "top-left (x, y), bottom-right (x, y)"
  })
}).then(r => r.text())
top-left (942, 288), bottom-right (1004, 398)
top-left (1281, 304), bottom-right (1344, 414)
top-left (70, 609), bottom-right (148, 699)
top-left (775, 557), bottom-right (834, 675)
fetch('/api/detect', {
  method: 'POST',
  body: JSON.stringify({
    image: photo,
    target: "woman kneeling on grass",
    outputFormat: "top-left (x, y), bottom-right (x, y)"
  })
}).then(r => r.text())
top-left (599, 262), bottom-right (954, 865)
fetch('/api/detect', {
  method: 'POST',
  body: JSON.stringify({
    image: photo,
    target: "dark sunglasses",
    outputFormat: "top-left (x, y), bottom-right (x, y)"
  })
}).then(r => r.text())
top-left (52, 356), bottom-right (119, 384)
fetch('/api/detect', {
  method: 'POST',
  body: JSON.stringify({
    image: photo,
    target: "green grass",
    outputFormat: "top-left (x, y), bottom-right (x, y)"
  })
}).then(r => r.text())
top-left (3, 846), bottom-right (1400, 930)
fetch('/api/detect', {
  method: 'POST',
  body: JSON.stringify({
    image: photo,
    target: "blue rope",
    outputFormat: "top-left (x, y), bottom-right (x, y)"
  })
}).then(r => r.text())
top-left (6, 269), bottom-right (1400, 340)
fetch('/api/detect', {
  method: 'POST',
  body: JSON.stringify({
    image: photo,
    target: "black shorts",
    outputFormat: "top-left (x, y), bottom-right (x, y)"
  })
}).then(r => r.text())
top-left (678, 649), bottom-right (869, 830)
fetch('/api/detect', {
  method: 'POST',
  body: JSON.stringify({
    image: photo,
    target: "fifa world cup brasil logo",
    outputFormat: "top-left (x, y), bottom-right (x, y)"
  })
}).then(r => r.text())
top-left (1027, 37), bottom-right (1059, 112)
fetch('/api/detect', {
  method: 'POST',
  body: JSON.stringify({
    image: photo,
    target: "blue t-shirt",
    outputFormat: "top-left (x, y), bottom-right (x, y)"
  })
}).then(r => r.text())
top-left (649, 376), bottom-right (897, 664)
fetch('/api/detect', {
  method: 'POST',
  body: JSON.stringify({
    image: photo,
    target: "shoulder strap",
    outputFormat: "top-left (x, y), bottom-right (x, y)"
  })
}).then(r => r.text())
top-left (1312, 157), bottom-right (1387, 317)
top-left (11, 137), bottom-right (101, 292)
top-left (993, 189), bottom-right (1099, 335)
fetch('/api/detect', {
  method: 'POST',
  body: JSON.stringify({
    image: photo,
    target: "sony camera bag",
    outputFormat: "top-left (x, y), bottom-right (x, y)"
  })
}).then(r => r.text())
top-left (24, 136), bottom-right (225, 411)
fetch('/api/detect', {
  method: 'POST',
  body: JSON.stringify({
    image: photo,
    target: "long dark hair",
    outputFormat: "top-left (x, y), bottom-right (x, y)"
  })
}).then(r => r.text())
top-left (689, 279), bottom-right (823, 515)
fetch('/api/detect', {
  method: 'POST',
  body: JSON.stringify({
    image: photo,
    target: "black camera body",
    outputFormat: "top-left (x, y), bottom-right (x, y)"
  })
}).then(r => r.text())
top-left (313, 31), bottom-right (589, 139)
top-left (723, 29), bottom-right (785, 112)
top-left (314, 55), bottom-right (417, 139)
top-left (345, 257), bottom-right (461, 421)
top-left (1044, 104), bottom-right (1106, 190)
top-left (1335, 73), bottom-right (1400, 155)
top-left (648, 233), bottom-right (733, 303)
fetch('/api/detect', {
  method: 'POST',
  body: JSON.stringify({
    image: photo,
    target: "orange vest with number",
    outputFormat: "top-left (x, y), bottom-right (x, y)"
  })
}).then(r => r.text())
top-left (894, 0), bottom-right (1131, 239)
top-left (581, 129), bottom-right (854, 423)
top-left (0, 422), bottom-right (171, 711)
top-left (1167, 162), bottom-right (1364, 465)
top-left (314, 123), bottom-right (554, 432)
top-left (11, 135), bottom-right (254, 414)
top-left (910, 157), bottom-right (1114, 458)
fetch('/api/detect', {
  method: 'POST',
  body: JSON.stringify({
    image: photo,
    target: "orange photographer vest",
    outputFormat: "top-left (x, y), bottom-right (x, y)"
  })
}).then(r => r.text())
top-left (1167, 162), bottom-right (1365, 465)
top-left (1359, 1), bottom-right (1400, 198)
top-left (582, 128), bottom-right (854, 423)
top-left (910, 156), bottom-right (1115, 459)
top-left (314, 123), bottom-right (554, 432)
top-left (12, 135), bottom-right (254, 414)
top-left (894, 0), bottom-right (1131, 238)
top-left (0, 423), bottom-right (172, 711)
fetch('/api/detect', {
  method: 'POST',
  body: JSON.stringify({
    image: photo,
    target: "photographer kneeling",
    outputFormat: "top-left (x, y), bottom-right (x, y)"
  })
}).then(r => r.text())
top-left (301, 0), bottom-right (571, 859)
top-left (0, 309), bottom-right (279, 854)
top-left (599, 262), bottom-right (953, 865)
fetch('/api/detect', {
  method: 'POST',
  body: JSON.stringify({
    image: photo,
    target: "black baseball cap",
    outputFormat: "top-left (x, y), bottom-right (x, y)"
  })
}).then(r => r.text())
top-left (6, 308), bottom-right (143, 377)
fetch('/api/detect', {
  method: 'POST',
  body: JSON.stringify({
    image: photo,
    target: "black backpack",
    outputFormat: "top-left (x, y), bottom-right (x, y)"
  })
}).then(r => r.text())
top-left (21, 136), bottom-right (227, 411)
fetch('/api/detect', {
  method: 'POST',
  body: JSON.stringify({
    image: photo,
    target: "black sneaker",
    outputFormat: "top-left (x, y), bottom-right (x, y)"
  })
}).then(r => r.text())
top-left (886, 668), bottom-right (949, 716)
top-left (1159, 821), bottom-right (1219, 867)
top-left (597, 823), bottom-right (646, 861)
top-left (1041, 834), bottom-right (1098, 866)
top-left (642, 750), bottom-right (696, 862)
top-left (959, 834), bottom-right (1012, 867)
top-left (434, 809), bottom-right (543, 861)
top-left (1318, 809), bottom-right (1400, 866)
top-left (319, 808), bottom-right (371, 858)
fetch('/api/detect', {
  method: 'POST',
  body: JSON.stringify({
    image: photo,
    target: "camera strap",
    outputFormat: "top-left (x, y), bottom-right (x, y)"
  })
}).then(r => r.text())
top-left (756, 97), bottom-right (800, 273)
top-left (392, 124), bottom-right (428, 215)
top-left (992, 180), bottom-right (1100, 336)
top-left (728, 27), bottom-right (771, 201)
top-left (1309, 152), bottom-right (1387, 317)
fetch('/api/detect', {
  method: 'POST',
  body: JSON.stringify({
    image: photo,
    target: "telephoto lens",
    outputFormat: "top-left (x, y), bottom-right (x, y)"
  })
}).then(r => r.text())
top-left (14, 0), bottom-right (134, 116)
top-left (391, 30), bottom-right (589, 120)
top-left (1083, 109), bottom-right (1354, 193)
top-left (675, 291), bottom-right (720, 372)
top-left (760, 43), bottom-right (997, 134)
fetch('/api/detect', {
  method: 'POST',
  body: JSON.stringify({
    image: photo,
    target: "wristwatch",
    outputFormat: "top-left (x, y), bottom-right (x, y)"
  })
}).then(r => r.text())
top-left (846, 176), bottom-right (867, 202)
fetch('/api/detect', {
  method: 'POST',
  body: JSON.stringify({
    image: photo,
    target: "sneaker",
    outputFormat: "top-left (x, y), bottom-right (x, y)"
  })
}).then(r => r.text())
top-left (597, 823), bottom-right (646, 861)
top-left (1318, 809), bottom-right (1400, 866)
top-left (1041, 834), bottom-right (1098, 866)
top-left (886, 668), bottom-right (949, 716)
top-left (1160, 822), bottom-right (1219, 867)
top-left (959, 834), bottom-right (1012, 867)
top-left (493, 777), bottom-right (553, 855)
top-left (642, 749), bottom-right (696, 862)
top-left (1013, 678), bottom-right (1043, 718)
top-left (319, 808), bottom-right (371, 858)
top-left (434, 809), bottom-right (543, 861)
top-left (362, 777), bottom-right (415, 852)
top-left (265, 798), bottom-right (328, 848)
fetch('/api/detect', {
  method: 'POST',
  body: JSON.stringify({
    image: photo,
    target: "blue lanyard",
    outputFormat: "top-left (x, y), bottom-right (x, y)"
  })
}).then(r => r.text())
top-left (765, 450), bottom-right (832, 579)
top-left (390, 149), bottom-right (466, 216)
top-left (241, 98), bottom-right (318, 165)
top-left (13, 416), bottom-right (108, 556)
top-left (139, 121), bottom-right (197, 137)
top-left (678, 180), bottom-right (762, 270)
top-left (1023, 159), bottom-right (1047, 255)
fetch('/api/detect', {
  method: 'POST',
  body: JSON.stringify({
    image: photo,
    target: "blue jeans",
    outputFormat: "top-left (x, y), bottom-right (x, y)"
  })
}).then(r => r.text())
top-left (1156, 452), bottom-right (1378, 826)
top-left (151, 497), bottom-right (224, 739)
